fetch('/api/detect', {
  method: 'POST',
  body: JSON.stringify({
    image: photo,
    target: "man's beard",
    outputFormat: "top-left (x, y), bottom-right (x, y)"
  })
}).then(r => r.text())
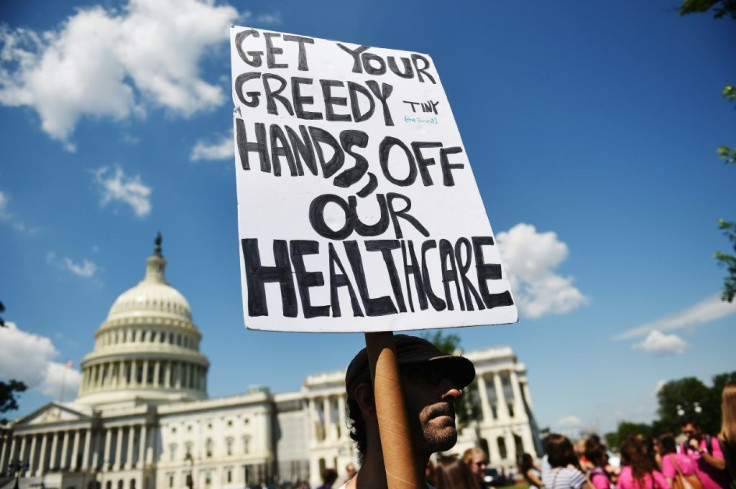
top-left (418, 401), bottom-right (458, 452)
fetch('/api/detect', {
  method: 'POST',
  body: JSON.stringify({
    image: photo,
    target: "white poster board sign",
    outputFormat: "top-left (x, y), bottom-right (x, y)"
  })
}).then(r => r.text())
top-left (231, 26), bottom-right (518, 332)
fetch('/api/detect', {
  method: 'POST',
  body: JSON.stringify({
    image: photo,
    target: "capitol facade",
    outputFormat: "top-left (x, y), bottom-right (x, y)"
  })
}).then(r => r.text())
top-left (0, 239), bottom-right (541, 489)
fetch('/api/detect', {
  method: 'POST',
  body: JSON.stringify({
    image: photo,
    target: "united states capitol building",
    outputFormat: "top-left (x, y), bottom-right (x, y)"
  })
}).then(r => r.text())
top-left (0, 240), bottom-right (541, 489)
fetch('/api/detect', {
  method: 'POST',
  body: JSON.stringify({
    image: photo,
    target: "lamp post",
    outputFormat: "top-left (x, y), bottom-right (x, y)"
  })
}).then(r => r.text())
top-left (9, 459), bottom-right (30, 489)
top-left (676, 401), bottom-right (702, 417)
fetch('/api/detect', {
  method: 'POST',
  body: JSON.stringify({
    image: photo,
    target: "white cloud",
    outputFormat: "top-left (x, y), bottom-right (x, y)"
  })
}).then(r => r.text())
top-left (0, 322), bottom-right (81, 400)
top-left (0, 190), bottom-right (9, 220)
top-left (0, 0), bottom-right (240, 148)
top-left (93, 165), bottom-right (152, 217)
top-left (63, 258), bottom-right (98, 278)
top-left (555, 415), bottom-right (582, 427)
top-left (0, 189), bottom-right (36, 233)
top-left (633, 330), bottom-right (688, 356)
top-left (190, 133), bottom-right (233, 161)
top-left (496, 223), bottom-right (588, 318)
top-left (47, 251), bottom-right (101, 282)
top-left (612, 294), bottom-right (736, 341)
top-left (654, 379), bottom-right (667, 395)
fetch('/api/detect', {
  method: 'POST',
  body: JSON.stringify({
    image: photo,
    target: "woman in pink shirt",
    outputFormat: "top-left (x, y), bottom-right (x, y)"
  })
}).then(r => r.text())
top-left (617, 435), bottom-right (670, 489)
top-left (657, 434), bottom-right (698, 487)
top-left (585, 443), bottom-right (612, 489)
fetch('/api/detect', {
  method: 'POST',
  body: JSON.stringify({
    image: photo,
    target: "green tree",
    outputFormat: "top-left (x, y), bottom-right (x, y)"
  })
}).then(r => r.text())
top-left (421, 330), bottom-right (482, 431)
top-left (0, 302), bottom-right (29, 423)
top-left (715, 219), bottom-right (736, 302)
top-left (605, 422), bottom-right (653, 451)
top-left (714, 85), bottom-right (736, 301)
top-left (679, 2), bottom-right (736, 301)
top-left (0, 379), bottom-right (27, 424)
top-left (678, 0), bottom-right (736, 19)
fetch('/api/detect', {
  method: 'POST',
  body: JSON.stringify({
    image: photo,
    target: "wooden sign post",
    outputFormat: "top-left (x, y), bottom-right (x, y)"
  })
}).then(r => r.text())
top-left (366, 331), bottom-right (421, 489)
top-left (230, 25), bottom-right (518, 489)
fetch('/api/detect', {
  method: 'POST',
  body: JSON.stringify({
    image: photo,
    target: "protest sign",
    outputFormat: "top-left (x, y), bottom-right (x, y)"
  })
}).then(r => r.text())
top-left (230, 26), bottom-right (518, 332)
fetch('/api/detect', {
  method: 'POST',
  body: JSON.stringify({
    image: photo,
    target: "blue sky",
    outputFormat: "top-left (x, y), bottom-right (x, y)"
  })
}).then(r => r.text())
top-left (1, 0), bottom-right (734, 437)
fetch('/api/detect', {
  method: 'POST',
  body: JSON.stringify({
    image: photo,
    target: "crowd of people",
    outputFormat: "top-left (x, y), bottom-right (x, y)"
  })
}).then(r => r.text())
top-left (532, 383), bottom-right (736, 489)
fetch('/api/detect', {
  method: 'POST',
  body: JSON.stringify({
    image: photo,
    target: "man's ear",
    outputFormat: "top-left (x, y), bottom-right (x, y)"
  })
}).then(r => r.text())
top-left (353, 383), bottom-right (377, 421)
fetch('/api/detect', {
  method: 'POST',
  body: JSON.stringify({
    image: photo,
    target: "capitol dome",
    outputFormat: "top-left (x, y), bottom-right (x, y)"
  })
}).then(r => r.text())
top-left (76, 235), bottom-right (210, 409)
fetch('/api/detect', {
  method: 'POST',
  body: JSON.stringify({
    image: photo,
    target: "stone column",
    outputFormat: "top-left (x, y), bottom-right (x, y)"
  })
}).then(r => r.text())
top-left (125, 426), bottom-right (135, 469)
top-left (509, 370), bottom-right (524, 420)
top-left (477, 374), bottom-right (493, 423)
top-left (323, 397), bottom-right (332, 441)
top-left (504, 431), bottom-right (516, 465)
top-left (36, 433), bottom-right (48, 476)
top-left (337, 396), bottom-right (346, 440)
top-left (154, 362), bottom-right (161, 388)
top-left (142, 360), bottom-right (149, 386)
top-left (27, 435), bottom-right (37, 477)
top-left (60, 430), bottom-right (70, 470)
top-left (487, 433), bottom-right (500, 466)
top-left (175, 363), bottom-right (181, 389)
top-left (0, 433), bottom-right (10, 473)
top-left (520, 425), bottom-right (536, 458)
top-left (120, 361), bottom-right (127, 387)
top-left (165, 361), bottom-right (172, 388)
top-left (131, 361), bottom-right (139, 387)
top-left (114, 427), bottom-right (123, 471)
top-left (308, 398), bottom-right (319, 442)
top-left (49, 432), bottom-right (59, 471)
top-left (493, 372), bottom-right (510, 423)
top-left (138, 424), bottom-right (147, 468)
top-left (103, 429), bottom-right (112, 472)
top-left (71, 429), bottom-right (80, 470)
top-left (82, 429), bottom-right (91, 470)
top-left (18, 436), bottom-right (27, 473)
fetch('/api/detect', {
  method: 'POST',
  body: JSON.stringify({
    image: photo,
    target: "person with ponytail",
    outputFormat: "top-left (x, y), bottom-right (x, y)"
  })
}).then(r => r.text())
top-left (617, 435), bottom-right (669, 489)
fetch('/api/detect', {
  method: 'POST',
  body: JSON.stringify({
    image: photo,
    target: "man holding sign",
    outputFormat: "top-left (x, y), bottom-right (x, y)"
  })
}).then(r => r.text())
top-left (342, 334), bottom-right (475, 489)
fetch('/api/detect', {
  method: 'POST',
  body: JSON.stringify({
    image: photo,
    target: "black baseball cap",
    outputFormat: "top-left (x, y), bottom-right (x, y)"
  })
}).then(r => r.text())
top-left (345, 334), bottom-right (476, 399)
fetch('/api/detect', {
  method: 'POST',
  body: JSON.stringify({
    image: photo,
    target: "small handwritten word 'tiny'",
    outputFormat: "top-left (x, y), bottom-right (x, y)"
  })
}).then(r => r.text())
top-left (404, 115), bottom-right (438, 125)
top-left (403, 100), bottom-right (440, 114)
